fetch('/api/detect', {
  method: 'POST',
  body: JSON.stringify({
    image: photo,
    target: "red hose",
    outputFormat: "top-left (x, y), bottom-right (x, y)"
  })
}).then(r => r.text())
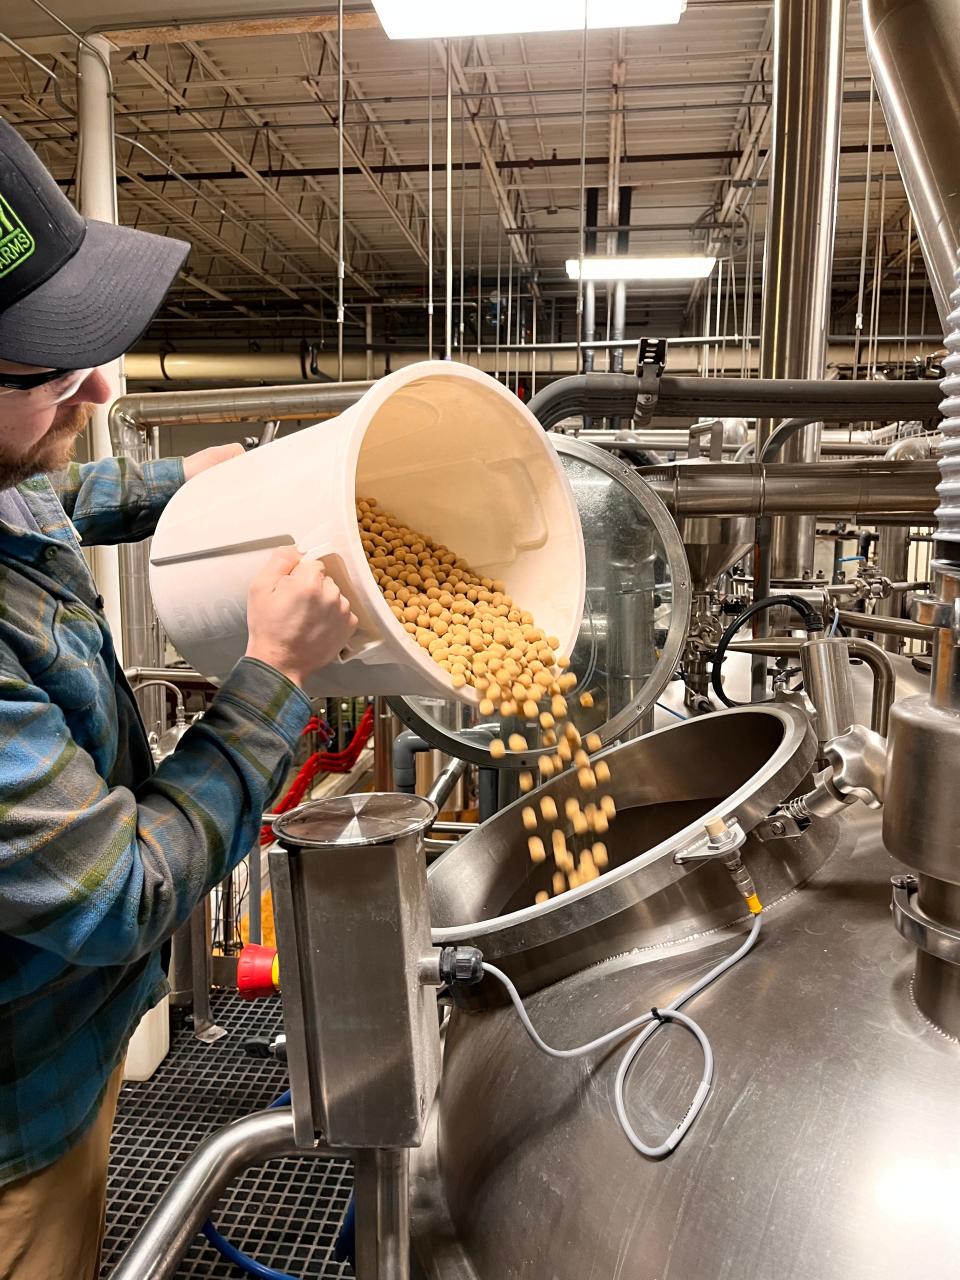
top-left (261, 703), bottom-right (375, 842)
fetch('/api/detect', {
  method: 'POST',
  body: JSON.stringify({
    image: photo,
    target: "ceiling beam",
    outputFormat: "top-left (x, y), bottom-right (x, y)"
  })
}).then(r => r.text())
top-left (297, 30), bottom-right (430, 265)
top-left (105, 12), bottom-right (382, 48)
top-left (9, 87), bottom-right (322, 313)
top-left (48, 48), bottom-right (355, 316)
top-left (181, 39), bottom-right (385, 282)
top-left (440, 39), bottom-right (540, 298)
top-left (126, 48), bottom-right (378, 296)
top-left (684, 11), bottom-right (774, 321)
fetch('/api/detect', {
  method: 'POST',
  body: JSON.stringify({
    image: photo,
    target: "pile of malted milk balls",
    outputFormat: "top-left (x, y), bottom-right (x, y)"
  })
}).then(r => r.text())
top-left (358, 497), bottom-right (617, 899)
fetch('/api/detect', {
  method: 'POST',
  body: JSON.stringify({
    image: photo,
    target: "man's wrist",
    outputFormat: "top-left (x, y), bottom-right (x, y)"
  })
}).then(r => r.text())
top-left (244, 649), bottom-right (306, 691)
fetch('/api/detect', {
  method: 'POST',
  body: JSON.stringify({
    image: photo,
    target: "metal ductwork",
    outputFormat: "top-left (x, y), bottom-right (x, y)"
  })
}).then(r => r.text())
top-left (863, 0), bottom-right (960, 331)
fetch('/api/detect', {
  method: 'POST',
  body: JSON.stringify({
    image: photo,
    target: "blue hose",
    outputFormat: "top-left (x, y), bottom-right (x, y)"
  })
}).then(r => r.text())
top-left (202, 1090), bottom-right (302, 1280)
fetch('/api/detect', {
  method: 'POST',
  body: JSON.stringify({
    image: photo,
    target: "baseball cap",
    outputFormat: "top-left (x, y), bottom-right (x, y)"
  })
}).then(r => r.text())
top-left (0, 118), bottom-right (190, 369)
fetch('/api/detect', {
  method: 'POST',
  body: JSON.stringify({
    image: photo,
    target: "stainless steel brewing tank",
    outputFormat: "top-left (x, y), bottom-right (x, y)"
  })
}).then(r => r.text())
top-left (414, 706), bottom-right (960, 1280)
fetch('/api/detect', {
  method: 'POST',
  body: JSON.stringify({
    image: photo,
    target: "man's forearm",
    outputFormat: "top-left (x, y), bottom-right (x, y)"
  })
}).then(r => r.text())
top-left (49, 456), bottom-right (185, 545)
top-left (0, 656), bottom-right (311, 969)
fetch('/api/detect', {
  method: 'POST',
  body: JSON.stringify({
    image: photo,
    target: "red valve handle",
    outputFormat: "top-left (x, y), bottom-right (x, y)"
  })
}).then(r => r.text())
top-left (237, 943), bottom-right (280, 999)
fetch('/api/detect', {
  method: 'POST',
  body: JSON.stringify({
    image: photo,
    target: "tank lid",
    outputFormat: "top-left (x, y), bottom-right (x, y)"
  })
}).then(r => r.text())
top-left (273, 792), bottom-right (437, 849)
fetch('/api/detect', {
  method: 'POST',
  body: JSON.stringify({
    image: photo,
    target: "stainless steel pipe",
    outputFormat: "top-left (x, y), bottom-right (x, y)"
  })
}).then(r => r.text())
top-left (728, 635), bottom-right (895, 736)
top-left (836, 609), bottom-right (935, 642)
top-left (110, 381), bottom-right (373, 431)
top-left (355, 1148), bottom-right (411, 1280)
top-left (110, 372), bottom-right (945, 434)
top-left (758, 0), bottom-right (846, 578)
top-left (572, 429), bottom-right (889, 457)
top-left (863, 0), bottom-right (960, 329)
top-left (110, 1110), bottom-right (334, 1280)
top-left (643, 460), bottom-right (939, 520)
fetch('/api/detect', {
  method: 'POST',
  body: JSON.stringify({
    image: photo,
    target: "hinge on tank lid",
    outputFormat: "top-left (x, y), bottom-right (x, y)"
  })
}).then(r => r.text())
top-left (633, 337), bottom-right (667, 425)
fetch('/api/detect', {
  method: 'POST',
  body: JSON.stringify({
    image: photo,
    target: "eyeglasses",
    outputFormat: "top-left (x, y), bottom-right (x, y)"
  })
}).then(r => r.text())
top-left (0, 367), bottom-right (94, 404)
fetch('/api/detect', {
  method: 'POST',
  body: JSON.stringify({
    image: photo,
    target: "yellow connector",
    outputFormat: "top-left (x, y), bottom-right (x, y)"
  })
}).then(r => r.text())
top-left (745, 892), bottom-right (763, 916)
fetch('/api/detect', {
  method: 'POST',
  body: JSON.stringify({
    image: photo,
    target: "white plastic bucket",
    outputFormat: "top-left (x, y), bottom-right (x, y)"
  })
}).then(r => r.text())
top-left (123, 994), bottom-right (170, 1082)
top-left (149, 361), bottom-right (586, 701)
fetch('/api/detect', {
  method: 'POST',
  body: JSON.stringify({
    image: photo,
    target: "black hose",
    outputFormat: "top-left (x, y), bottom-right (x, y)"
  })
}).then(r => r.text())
top-left (710, 595), bottom-right (824, 709)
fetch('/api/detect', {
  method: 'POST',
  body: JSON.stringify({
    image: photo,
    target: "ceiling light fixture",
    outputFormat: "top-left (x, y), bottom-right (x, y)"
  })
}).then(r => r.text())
top-left (371, 1), bottom-right (686, 41)
top-left (565, 256), bottom-right (717, 281)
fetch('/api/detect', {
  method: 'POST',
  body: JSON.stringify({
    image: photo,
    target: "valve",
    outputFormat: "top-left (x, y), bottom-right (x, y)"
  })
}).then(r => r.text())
top-left (237, 943), bottom-right (280, 999)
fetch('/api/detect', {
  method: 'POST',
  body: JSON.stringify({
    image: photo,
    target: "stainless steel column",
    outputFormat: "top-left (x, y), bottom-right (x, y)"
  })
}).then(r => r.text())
top-left (863, 0), bottom-right (960, 330)
top-left (883, 268), bottom-right (960, 1037)
top-left (354, 1149), bottom-right (411, 1280)
top-left (758, 0), bottom-right (846, 580)
top-left (374, 697), bottom-right (397, 791)
top-left (800, 637), bottom-right (856, 744)
top-left (269, 793), bottom-right (441, 1149)
top-left (874, 525), bottom-right (911, 652)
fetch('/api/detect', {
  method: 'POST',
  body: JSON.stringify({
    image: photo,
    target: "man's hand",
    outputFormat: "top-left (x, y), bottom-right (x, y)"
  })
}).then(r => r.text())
top-left (183, 442), bottom-right (245, 482)
top-left (245, 548), bottom-right (359, 689)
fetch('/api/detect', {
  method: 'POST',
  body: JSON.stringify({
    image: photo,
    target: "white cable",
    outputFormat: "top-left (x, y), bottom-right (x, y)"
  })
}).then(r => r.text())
top-left (482, 911), bottom-right (762, 1159)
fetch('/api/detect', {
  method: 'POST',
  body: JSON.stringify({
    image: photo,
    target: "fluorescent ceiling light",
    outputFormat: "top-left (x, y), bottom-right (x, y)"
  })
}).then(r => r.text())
top-left (566, 256), bottom-right (717, 281)
top-left (371, 1), bottom-right (685, 40)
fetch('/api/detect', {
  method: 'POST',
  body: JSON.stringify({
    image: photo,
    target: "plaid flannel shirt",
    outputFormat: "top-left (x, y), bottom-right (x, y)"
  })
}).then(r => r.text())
top-left (0, 457), bottom-right (311, 1185)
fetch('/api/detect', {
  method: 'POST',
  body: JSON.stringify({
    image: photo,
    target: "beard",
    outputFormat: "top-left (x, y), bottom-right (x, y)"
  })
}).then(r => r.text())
top-left (0, 404), bottom-right (93, 490)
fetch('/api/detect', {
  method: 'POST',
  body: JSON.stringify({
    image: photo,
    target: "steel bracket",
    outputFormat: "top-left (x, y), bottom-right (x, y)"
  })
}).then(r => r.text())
top-left (633, 337), bottom-right (667, 425)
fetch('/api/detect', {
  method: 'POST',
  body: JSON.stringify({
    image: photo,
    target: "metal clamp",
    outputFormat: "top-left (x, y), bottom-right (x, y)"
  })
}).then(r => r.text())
top-left (891, 876), bottom-right (960, 965)
top-left (633, 337), bottom-right (667, 424)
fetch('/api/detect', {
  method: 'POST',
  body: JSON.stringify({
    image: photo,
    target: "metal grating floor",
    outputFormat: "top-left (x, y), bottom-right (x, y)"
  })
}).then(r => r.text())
top-left (100, 992), bottom-right (354, 1279)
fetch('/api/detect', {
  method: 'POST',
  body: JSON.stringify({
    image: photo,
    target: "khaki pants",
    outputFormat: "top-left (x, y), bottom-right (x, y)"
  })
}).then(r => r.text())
top-left (0, 1065), bottom-right (124, 1280)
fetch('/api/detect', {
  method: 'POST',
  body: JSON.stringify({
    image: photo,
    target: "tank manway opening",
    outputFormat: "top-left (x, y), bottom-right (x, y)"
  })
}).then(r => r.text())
top-left (428, 707), bottom-right (794, 937)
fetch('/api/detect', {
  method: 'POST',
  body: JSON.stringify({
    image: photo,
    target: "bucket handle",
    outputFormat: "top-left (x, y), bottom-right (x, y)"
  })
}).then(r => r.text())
top-left (300, 546), bottom-right (383, 665)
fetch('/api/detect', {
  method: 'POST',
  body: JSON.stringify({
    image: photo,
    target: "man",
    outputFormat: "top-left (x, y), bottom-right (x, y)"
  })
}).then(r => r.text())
top-left (0, 119), bottom-right (358, 1279)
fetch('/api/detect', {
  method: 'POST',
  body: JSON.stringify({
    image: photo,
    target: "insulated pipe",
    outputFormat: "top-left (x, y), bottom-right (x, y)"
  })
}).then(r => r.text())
top-left (758, 0), bottom-right (847, 578)
top-left (110, 1110), bottom-right (334, 1280)
top-left (110, 371), bottom-right (943, 436)
top-left (78, 34), bottom-right (163, 732)
top-left (863, 0), bottom-right (960, 330)
top-left (642, 460), bottom-right (939, 519)
top-left (583, 188), bottom-right (598, 379)
top-left (526, 372), bottom-right (943, 431)
top-left (610, 186), bottom-right (631, 384)
top-left (76, 35), bottom-right (124, 656)
top-left (119, 342), bottom-right (945, 384)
